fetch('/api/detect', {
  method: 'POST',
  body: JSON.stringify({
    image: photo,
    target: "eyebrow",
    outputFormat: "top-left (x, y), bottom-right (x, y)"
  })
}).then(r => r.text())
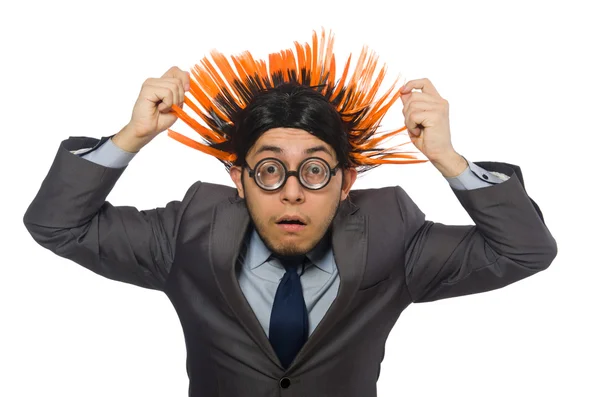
top-left (253, 145), bottom-right (334, 158)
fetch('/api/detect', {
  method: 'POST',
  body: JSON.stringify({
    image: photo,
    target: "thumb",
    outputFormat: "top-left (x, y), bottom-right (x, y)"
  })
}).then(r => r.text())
top-left (400, 92), bottom-right (411, 105)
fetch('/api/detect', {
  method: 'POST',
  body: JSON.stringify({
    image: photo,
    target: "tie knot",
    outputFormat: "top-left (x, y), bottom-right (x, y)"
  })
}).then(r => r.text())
top-left (276, 254), bottom-right (306, 272)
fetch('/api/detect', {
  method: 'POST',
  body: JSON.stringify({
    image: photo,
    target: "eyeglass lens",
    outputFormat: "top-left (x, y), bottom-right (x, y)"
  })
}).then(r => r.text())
top-left (255, 158), bottom-right (331, 189)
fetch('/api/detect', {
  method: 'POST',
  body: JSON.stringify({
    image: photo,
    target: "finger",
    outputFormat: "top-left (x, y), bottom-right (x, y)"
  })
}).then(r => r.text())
top-left (161, 65), bottom-right (183, 79)
top-left (401, 91), bottom-right (437, 109)
top-left (401, 78), bottom-right (440, 97)
top-left (162, 77), bottom-right (185, 106)
top-left (162, 66), bottom-right (191, 91)
top-left (143, 85), bottom-right (175, 113)
top-left (403, 101), bottom-right (435, 117)
top-left (403, 91), bottom-right (437, 103)
top-left (182, 71), bottom-right (190, 91)
top-left (406, 111), bottom-right (430, 136)
top-left (400, 92), bottom-right (411, 106)
top-left (148, 79), bottom-right (183, 107)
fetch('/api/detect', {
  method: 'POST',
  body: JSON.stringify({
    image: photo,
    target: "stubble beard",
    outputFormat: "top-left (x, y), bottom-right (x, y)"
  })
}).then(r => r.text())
top-left (247, 198), bottom-right (340, 257)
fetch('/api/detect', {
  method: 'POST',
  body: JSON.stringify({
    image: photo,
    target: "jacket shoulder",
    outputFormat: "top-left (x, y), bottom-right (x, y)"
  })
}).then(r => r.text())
top-left (348, 185), bottom-right (425, 225)
top-left (185, 181), bottom-right (238, 209)
top-left (348, 186), bottom-right (403, 214)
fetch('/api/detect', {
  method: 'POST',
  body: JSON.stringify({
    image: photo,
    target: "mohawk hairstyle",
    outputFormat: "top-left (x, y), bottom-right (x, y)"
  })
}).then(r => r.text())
top-left (167, 29), bottom-right (429, 173)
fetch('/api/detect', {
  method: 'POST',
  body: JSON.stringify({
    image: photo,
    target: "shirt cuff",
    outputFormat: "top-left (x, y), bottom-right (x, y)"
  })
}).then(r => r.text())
top-left (73, 137), bottom-right (137, 169)
top-left (445, 156), bottom-right (510, 190)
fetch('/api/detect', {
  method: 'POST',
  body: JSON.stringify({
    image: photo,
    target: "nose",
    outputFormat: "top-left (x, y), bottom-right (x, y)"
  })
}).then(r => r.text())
top-left (280, 174), bottom-right (305, 203)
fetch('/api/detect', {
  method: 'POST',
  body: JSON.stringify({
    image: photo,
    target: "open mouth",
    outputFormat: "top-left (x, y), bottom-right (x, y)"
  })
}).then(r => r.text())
top-left (276, 218), bottom-right (307, 232)
top-left (276, 219), bottom-right (306, 225)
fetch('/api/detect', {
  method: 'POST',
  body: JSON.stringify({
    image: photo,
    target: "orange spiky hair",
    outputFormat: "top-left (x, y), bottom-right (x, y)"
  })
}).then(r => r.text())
top-left (167, 29), bottom-right (429, 173)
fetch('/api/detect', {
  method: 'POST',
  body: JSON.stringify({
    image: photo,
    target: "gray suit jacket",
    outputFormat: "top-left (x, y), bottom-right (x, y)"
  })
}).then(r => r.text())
top-left (23, 135), bottom-right (557, 396)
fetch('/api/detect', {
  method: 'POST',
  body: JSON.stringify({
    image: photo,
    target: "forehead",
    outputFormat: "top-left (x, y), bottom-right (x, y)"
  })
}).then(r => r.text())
top-left (248, 127), bottom-right (335, 160)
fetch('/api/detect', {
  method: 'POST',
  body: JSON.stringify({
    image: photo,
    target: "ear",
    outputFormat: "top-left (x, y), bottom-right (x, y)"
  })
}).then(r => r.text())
top-left (230, 166), bottom-right (245, 198)
top-left (340, 167), bottom-right (357, 201)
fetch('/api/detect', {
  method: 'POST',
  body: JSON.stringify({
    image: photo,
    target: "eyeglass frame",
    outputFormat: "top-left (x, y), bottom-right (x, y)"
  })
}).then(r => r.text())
top-left (244, 156), bottom-right (341, 191)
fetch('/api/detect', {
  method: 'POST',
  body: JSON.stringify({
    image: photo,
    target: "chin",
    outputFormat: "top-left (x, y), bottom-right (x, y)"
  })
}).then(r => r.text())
top-left (275, 246), bottom-right (307, 257)
top-left (266, 234), bottom-right (315, 257)
top-left (270, 239), bottom-right (310, 256)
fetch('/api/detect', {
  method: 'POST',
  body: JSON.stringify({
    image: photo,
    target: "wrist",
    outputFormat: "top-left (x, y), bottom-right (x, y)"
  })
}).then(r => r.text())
top-left (112, 125), bottom-right (146, 153)
top-left (430, 151), bottom-right (468, 178)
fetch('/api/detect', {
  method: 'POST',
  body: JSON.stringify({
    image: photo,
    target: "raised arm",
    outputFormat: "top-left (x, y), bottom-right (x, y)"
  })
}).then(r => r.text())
top-left (396, 78), bottom-right (556, 302)
top-left (23, 66), bottom-right (195, 291)
top-left (400, 161), bottom-right (557, 303)
top-left (23, 134), bottom-right (201, 290)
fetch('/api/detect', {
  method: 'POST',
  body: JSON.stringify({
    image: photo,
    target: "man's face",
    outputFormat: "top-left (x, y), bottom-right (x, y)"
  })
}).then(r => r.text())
top-left (230, 128), bottom-right (357, 256)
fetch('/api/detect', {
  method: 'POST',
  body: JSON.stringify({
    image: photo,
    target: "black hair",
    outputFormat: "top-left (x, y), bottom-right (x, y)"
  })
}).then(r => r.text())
top-left (213, 83), bottom-right (351, 169)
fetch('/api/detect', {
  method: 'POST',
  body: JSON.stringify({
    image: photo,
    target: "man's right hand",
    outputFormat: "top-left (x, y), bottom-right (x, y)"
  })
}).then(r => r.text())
top-left (113, 66), bottom-right (190, 153)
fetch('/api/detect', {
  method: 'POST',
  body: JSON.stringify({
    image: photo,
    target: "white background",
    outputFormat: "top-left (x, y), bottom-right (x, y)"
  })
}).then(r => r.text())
top-left (1, 0), bottom-right (598, 396)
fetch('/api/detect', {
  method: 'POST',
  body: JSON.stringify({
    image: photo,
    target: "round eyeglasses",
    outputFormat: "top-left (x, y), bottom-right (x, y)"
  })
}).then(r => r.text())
top-left (245, 157), bottom-right (340, 191)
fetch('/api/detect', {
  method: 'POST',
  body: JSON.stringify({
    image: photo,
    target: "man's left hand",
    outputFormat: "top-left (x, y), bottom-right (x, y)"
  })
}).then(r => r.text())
top-left (400, 78), bottom-right (455, 163)
top-left (400, 78), bottom-right (467, 177)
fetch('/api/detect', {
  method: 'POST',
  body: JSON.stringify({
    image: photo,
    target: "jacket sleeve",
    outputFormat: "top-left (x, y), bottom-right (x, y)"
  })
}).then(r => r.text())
top-left (23, 135), bottom-right (200, 291)
top-left (399, 161), bottom-right (557, 303)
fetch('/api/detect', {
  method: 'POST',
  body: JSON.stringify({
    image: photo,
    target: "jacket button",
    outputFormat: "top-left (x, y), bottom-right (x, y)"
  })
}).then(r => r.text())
top-left (482, 174), bottom-right (489, 179)
top-left (279, 377), bottom-right (291, 388)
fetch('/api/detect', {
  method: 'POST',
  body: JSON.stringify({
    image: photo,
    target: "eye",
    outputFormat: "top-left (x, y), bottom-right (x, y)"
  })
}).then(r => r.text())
top-left (309, 165), bottom-right (322, 174)
top-left (255, 159), bottom-right (284, 187)
top-left (301, 159), bottom-right (329, 185)
top-left (304, 161), bottom-right (325, 175)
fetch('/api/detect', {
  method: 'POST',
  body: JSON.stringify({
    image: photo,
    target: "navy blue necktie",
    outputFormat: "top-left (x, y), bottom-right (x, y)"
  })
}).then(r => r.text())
top-left (269, 255), bottom-right (308, 369)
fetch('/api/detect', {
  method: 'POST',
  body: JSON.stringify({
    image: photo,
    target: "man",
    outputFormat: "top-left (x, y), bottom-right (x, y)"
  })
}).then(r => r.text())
top-left (23, 31), bottom-right (557, 396)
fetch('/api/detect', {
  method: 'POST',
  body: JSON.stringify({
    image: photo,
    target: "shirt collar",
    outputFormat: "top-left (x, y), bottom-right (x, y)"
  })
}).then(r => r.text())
top-left (245, 227), bottom-right (334, 274)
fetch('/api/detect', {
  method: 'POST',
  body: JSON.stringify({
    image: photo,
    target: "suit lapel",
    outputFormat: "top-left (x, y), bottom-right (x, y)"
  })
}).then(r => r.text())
top-left (209, 196), bottom-right (367, 371)
top-left (209, 196), bottom-right (282, 367)
top-left (287, 198), bottom-right (367, 371)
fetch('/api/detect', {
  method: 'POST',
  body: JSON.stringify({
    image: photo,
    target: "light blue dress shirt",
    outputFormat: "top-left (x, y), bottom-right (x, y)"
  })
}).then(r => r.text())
top-left (74, 137), bottom-right (510, 337)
